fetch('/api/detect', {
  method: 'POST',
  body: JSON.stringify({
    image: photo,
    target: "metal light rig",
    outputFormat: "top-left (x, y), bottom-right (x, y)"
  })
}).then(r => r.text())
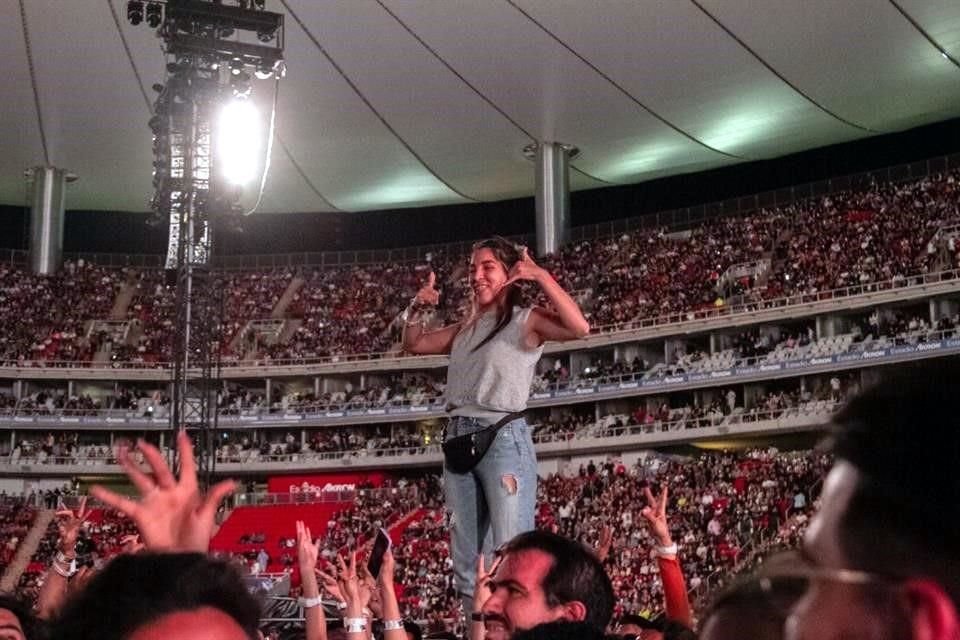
top-left (132, 0), bottom-right (284, 488)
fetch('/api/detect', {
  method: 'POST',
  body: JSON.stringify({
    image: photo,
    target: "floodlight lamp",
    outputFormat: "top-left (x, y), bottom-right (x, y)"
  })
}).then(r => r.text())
top-left (127, 0), bottom-right (144, 25)
top-left (216, 97), bottom-right (261, 186)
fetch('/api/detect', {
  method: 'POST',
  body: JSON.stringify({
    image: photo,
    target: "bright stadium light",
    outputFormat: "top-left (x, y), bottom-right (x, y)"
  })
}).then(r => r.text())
top-left (216, 97), bottom-right (261, 185)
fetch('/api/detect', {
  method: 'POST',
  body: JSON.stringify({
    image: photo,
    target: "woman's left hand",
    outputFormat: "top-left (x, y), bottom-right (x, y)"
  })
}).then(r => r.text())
top-left (503, 247), bottom-right (546, 287)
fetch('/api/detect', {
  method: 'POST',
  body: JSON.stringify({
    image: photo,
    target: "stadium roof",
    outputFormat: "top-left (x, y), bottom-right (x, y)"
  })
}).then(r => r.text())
top-left (3, 0), bottom-right (960, 215)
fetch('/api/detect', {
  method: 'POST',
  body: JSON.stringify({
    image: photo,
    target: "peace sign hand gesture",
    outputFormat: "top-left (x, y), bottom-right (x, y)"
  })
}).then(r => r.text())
top-left (640, 485), bottom-right (673, 547)
top-left (55, 496), bottom-right (89, 555)
top-left (296, 520), bottom-right (320, 576)
top-left (414, 271), bottom-right (440, 306)
top-left (336, 550), bottom-right (372, 617)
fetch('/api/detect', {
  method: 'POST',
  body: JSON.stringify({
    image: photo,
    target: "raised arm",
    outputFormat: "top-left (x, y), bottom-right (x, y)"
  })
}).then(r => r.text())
top-left (89, 431), bottom-right (236, 552)
top-left (641, 485), bottom-right (692, 627)
top-left (401, 270), bottom-right (460, 355)
top-left (36, 497), bottom-right (88, 619)
top-left (296, 520), bottom-right (327, 640)
top-left (377, 550), bottom-right (406, 640)
top-left (504, 249), bottom-right (590, 347)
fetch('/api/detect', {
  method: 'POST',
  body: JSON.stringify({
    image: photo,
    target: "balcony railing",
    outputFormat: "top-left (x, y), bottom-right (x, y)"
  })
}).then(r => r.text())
top-left (0, 403), bottom-right (840, 472)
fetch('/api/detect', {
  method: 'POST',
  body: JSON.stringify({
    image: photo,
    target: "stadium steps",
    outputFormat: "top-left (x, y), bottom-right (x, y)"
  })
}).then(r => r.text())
top-left (109, 281), bottom-right (139, 320)
top-left (385, 507), bottom-right (428, 545)
top-left (275, 318), bottom-right (303, 346)
top-left (228, 321), bottom-right (253, 354)
top-left (0, 509), bottom-right (54, 592)
top-left (271, 276), bottom-right (305, 319)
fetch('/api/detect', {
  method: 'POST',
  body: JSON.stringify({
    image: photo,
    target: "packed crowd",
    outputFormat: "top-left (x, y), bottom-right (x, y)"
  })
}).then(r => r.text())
top-left (0, 259), bottom-right (125, 365)
top-left (385, 450), bottom-right (825, 624)
top-left (535, 449), bottom-right (829, 618)
top-left (0, 368), bottom-right (847, 469)
top-left (2, 445), bottom-right (825, 630)
top-left (3, 302), bottom-right (946, 434)
top-left (16, 504), bottom-right (139, 602)
top-left (215, 423), bottom-right (436, 464)
top-left (0, 170), bottom-right (956, 367)
top-left (0, 359), bottom-right (951, 640)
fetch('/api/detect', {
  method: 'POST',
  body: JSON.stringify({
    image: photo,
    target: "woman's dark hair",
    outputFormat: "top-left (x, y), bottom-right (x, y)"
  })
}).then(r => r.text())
top-left (469, 237), bottom-right (524, 352)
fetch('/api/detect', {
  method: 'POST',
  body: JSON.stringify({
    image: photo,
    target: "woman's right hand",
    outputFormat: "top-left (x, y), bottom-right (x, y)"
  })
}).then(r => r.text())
top-left (414, 271), bottom-right (440, 306)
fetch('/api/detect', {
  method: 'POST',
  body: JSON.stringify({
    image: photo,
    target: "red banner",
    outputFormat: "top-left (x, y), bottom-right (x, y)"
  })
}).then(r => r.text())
top-left (267, 472), bottom-right (390, 495)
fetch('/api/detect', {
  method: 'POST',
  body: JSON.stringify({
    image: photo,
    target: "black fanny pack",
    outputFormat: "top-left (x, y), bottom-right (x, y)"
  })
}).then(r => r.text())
top-left (442, 412), bottom-right (523, 474)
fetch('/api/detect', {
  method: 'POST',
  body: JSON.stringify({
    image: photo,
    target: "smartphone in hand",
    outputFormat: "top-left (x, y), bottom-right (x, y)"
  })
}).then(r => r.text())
top-left (367, 527), bottom-right (391, 578)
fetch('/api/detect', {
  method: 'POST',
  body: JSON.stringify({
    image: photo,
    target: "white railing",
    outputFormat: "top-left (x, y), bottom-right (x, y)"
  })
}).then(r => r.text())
top-left (0, 404), bottom-right (840, 473)
top-left (2, 324), bottom-right (954, 427)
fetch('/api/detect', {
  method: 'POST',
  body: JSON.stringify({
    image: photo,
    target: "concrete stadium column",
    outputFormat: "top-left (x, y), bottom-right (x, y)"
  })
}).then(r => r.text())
top-left (27, 166), bottom-right (74, 275)
top-left (527, 142), bottom-right (577, 256)
top-left (931, 298), bottom-right (959, 324)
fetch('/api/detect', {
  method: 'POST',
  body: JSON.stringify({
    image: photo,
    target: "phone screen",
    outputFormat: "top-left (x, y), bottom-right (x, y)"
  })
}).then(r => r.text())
top-left (367, 527), bottom-right (391, 578)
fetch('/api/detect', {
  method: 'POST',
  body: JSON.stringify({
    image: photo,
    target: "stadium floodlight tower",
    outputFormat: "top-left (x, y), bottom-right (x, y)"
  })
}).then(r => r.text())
top-left (131, 0), bottom-right (284, 488)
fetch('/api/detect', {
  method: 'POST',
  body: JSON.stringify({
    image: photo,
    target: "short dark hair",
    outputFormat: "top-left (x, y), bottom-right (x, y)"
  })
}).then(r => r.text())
top-left (49, 553), bottom-right (261, 640)
top-left (511, 620), bottom-right (610, 640)
top-left (828, 359), bottom-right (960, 600)
top-left (0, 593), bottom-right (45, 640)
top-left (501, 530), bottom-right (615, 632)
top-left (661, 621), bottom-right (697, 640)
top-left (403, 619), bottom-right (423, 640)
top-left (617, 613), bottom-right (663, 631)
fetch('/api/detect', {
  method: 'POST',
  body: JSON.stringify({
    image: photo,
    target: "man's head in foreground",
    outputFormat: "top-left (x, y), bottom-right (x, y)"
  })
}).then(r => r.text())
top-left (787, 359), bottom-right (960, 640)
top-left (481, 530), bottom-right (614, 640)
top-left (0, 594), bottom-right (43, 640)
top-left (50, 552), bottom-right (261, 640)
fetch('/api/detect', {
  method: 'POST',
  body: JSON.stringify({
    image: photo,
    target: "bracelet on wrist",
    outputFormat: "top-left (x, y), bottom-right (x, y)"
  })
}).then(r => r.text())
top-left (344, 617), bottom-right (368, 634)
top-left (298, 596), bottom-right (322, 609)
top-left (470, 612), bottom-right (484, 622)
top-left (655, 542), bottom-right (678, 557)
top-left (383, 619), bottom-right (404, 631)
top-left (55, 551), bottom-right (75, 564)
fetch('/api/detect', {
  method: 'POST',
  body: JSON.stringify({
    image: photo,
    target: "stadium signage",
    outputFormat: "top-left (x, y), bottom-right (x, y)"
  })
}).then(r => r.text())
top-left (267, 472), bottom-right (390, 493)
top-left (289, 482), bottom-right (355, 494)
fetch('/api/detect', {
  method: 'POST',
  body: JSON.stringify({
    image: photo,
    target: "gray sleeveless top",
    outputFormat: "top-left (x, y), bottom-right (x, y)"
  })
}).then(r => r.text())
top-left (445, 306), bottom-right (543, 421)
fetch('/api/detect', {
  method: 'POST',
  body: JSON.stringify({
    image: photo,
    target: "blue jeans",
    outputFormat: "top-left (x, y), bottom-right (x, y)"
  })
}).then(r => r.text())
top-left (443, 416), bottom-right (537, 607)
